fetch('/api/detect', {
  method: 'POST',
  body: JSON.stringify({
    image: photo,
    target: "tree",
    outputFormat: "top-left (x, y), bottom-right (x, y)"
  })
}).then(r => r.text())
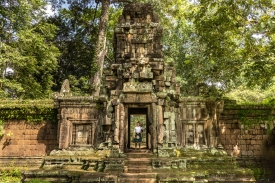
top-left (91, 0), bottom-right (110, 96)
top-left (90, 0), bottom-right (130, 96)
top-left (0, 0), bottom-right (60, 99)
top-left (186, 0), bottom-right (275, 91)
top-left (48, 1), bottom-right (122, 95)
top-left (136, 0), bottom-right (275, 95)
top-left (48, 0), bottom-right (275, 98)
top-left (48, 0), bottom-right (126, 96)
top-left (48, 2), bottom-right (99, 95)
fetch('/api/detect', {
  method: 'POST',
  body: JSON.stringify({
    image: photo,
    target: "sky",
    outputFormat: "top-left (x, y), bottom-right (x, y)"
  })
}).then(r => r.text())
top-left (45, 3), bottom-right (55, 17)
top-left (44, 2), bottom-right (70, 17)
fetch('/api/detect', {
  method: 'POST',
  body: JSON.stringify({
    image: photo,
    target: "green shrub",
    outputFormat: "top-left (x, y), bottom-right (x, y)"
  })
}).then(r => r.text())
top-left (27, 179), bottom-right (50, 183)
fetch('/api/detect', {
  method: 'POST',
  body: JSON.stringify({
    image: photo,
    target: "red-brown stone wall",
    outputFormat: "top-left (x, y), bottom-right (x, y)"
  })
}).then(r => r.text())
top-left (219, 105), bottom-right (275, 158)
top-left (0, 120), bottom-right (57, 157)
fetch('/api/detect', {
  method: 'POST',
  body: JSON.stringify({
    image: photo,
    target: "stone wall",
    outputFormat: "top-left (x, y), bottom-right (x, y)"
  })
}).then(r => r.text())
top-left (0, 120), bottom-right (57, 157)
top-left (219, 102), bottom-right (275, 159)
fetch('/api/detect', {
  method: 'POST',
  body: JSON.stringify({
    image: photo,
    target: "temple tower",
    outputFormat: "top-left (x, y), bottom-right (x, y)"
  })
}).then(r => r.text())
top-left (104, 3), bottom-right (180, 152)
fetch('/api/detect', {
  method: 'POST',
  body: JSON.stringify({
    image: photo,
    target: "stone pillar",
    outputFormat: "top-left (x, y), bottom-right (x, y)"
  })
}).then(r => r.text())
top-left (91, 122), bottom-right (95, 146)
top-left (175, 108), bottom-right (181, 146)
top-left (157, 105), bottom-right (163, 144)
top-left (182, 121), bottom-right (185, 146)
top-left (113, 105), bottom-right (120, 143)
top-left (152, 102), bottom-right (157, 151)
top-left (170, 107), bottom-right (177, 147)
top-left (119, 103), bottom-right (125, 152)
top-left (58, 118), bottom-right (70, 149)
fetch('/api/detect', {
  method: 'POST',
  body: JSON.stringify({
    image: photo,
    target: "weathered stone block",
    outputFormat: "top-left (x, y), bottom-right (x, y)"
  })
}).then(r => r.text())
top-left (159, 81), bottom-right (165, 87)
top-left (155, 75), bottom-right (164, 81)
top-left (123, 81), bottom-right (153, 93)
top-left (158, 99), bottom-right (165, 106)
top-left (164, 112), bottom-right (170, 119)
top-left (149, 62), bottom-right (163, 70)
top-left (165, 82), bottom-right (170, 86)
top-left (233, 129), bottom-right (240, 135)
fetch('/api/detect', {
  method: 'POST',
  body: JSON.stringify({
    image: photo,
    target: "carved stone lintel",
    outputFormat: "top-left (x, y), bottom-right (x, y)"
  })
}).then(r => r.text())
top-left (123, 81), bottom-right (153, 93)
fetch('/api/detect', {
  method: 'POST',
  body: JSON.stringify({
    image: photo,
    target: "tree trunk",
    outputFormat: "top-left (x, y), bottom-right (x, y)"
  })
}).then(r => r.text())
top-left (92, 0), bottom-right (110, 96)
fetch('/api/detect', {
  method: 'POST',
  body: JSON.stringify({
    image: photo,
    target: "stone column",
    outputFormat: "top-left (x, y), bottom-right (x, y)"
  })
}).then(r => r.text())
top-left (157, 105), bottom-right (163, 144)
top-left (119, 103), bottom-right (125, 152)
top-left (175, 108), bottom-right (181, 146)
top-left (91, 121), bottom-right (95, 146)
top-left (113, 105), bottom-right (120, 143)
top-left (58, 118), bottom-right (70, 149)
top-left (152, 102), bottom-right (157, 151)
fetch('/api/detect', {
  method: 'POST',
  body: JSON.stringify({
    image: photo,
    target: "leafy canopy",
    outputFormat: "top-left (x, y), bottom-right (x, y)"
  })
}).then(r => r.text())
top-left (0, 0), bottom-right (60, 99)
top-left (1, 0), bottom-right (275, 100)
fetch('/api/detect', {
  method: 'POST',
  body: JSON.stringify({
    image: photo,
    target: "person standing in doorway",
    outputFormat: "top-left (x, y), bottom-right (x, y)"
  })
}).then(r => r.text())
top-left (134, 122), bottom-right (143, 150)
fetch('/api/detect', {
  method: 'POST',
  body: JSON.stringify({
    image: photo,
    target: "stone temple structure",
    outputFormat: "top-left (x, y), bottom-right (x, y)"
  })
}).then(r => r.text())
top-left (55, 3), bottom-right (223, 154)
top-left (2, 3), bottom-right (275, 182)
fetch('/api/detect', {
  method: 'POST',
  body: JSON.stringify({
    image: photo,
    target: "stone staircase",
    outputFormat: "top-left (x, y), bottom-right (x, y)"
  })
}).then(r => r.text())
top-left (119, 149), bottom-right (157, 183)
top-left (21, 148), bottom-right (258, 182)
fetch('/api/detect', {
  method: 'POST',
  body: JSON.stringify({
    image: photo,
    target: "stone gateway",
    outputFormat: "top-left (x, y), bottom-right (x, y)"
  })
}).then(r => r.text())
top-left (55, 3), bottom-right (220, 154)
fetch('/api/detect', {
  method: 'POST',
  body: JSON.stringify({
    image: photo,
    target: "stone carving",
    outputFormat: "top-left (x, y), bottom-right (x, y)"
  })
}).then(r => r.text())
top-left (123, 79), bottom-right (153, 93)
top-left (59, 79), bottom-right (71, 97)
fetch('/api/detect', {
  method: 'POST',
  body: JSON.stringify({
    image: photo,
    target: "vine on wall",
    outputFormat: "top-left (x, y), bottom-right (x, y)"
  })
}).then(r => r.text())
top-left (237, 106), bottom-right (274, 133)
top-left (0, 119), bottom-right (4, 137)
top-left (0, 99), bottom-right (57, 124)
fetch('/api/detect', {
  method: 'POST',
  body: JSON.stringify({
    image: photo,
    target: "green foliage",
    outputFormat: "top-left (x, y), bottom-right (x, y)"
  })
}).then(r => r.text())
top-left (237, 107), bottom-right (274, 133)
top-left (1, 0), bottom-right (275, 98)
top-left (0, 119), bottom-right (4, 136)
top-left (225, 87), bottom-right (265, 104)
top-left (48, 2), bottom-right (122, 95)
top-left (48, 2), bottom-right (99, 94)
top-left (136, 0), bottom-right (275, 96)
top-left (27, 179), bottom-right (50, 183)
top-left (0, 0), bottom-right (60, 99)
top-left (251, 167), bottom-right (272, 181)
top-left (225, 84), bottom-right (275, 104)
top-left (0, 168), bottom-right (21, 182)
top-left (0, 99), bottom-right (56, 123)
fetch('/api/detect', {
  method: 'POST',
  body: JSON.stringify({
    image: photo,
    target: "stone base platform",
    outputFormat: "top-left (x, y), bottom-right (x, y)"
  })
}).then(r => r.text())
top-left (17, 148), bottom-right (259, 183)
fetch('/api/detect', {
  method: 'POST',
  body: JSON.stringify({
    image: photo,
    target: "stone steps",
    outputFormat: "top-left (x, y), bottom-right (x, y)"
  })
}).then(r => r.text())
top-left (119, 173), bottom-right (157, 183)
top-left (126, 149), bottom-right (154, 158)
top-left (22, 170), bottom-right (71, 183)
top-left (0, 157), bottom-right (43, 167)
top-left (125, 151), bottom-right (153, 173)
top-left (118, 178), bottom-right (157, 183)
top-left (21, 148), bottom-right (257, 183)
top-left (78, 173), bottom-right (117, 183)
top-left (126, 165), bottom-right (153, 173)
top-left (122, 150), bottom-right (156, 181)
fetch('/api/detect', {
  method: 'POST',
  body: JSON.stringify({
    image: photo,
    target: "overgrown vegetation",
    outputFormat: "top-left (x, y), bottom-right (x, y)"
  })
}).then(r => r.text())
top-left (0, 99), bottom-right (56, 136)
top-left (1, 0), bottom-right (275, 99)
top-left (0, 119), bottom-right (4, 137)
top-left (237, 107), bottom-right (274, 133)
top-left (0, 167), bottom-right (21, 182)
top-left (26, 179), bottom-right (50, 183)
top-left (225, 85), bottom-right (275, 104)
top-left (0, 99), bottom-right (56, 123)
top-left (251, 167), bottom-right (272, 181)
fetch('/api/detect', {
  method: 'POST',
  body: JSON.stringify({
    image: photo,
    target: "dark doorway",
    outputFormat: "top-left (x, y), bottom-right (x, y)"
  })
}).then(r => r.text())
top-left (128, 108), bottom-right (148, 149)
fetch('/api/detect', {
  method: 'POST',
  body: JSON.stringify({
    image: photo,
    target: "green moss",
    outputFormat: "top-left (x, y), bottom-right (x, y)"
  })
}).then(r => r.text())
top-left (237, 106), bottom-right (274, 133)
top-left (0, 167), bottom-right (21, 182)
top-left (0, 99), bottom-right (56, 123)
top-left (27, 179), bottom-right (50, 183)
